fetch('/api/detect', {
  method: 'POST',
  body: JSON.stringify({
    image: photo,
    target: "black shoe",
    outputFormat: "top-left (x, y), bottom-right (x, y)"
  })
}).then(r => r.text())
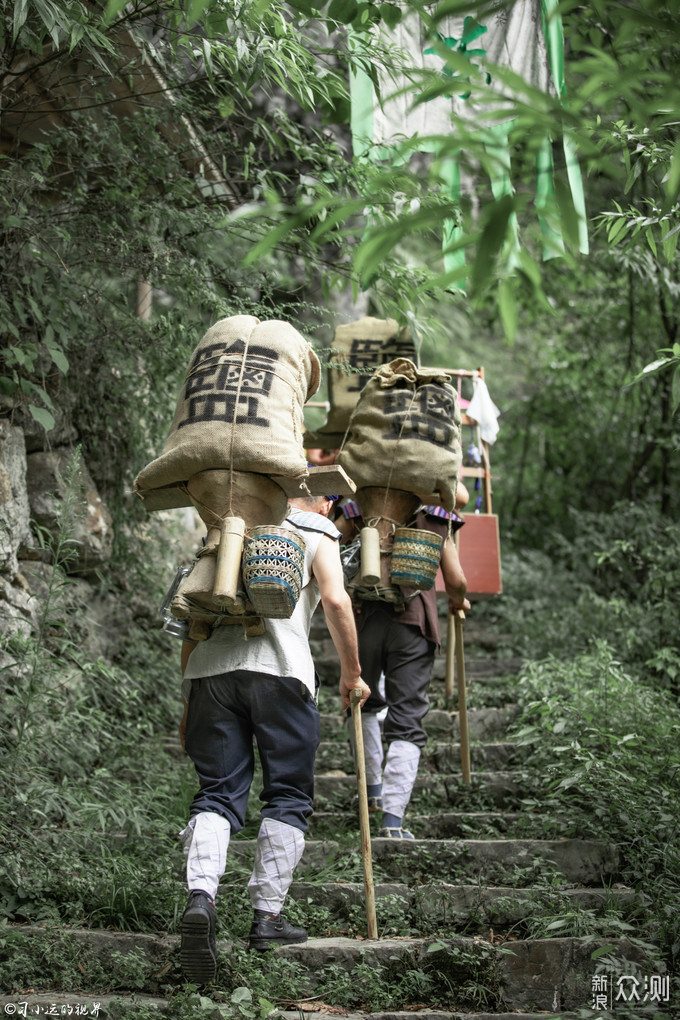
top-left (248, 910), bottom-right (307, 951)
top-left (180, 890), bottom-right (217, 983)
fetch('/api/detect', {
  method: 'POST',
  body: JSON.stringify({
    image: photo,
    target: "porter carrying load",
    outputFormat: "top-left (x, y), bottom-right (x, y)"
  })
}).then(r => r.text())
top-left (337, 358), bottom-right (461, 601)
top-left (134, 314), bottom-right (353, 638)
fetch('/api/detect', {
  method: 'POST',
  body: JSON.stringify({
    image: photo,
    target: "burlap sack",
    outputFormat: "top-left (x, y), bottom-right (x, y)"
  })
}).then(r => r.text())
top-left (308, 317), bottom-right (415, 445)
top-left (336, 358), bottom-right (462, 510)
top-left (134, 315), bottom-right (321, 494)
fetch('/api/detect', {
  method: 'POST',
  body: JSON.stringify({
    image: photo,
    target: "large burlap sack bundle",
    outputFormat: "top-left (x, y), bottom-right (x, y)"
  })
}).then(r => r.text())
top-left (337, 358), bottom-right (462, 510)
top-left (134, 315), bottom-right (320, 494)
top-left (307, 317), bottom-right (415, 446)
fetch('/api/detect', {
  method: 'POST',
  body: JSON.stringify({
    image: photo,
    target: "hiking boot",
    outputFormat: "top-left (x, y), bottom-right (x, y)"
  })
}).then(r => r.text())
top-left (378, 826), bottom-right (415, 839)
top-left (180, 890), bottom-right (217, 983)
top-left (248, 910), bottom-right (307, 951)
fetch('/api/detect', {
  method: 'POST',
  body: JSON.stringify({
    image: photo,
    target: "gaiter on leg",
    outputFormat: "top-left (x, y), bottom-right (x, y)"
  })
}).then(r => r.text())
top-left (348, 712), bottom-right (383, 787)
top-left (181, 811), bottom-right (231, 900)
top-left (247, 817), bottom-right (305, 915)
top-left (381, 740), bottom-right (421, 819)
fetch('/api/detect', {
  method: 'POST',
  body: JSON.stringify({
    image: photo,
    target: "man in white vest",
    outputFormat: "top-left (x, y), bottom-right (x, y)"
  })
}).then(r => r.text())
top-left (179, 494), bottom-right (369, 984)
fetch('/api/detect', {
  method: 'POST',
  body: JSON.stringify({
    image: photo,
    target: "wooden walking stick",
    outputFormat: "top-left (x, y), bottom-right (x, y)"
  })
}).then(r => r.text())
top-left (349, 688), bottom-right (378, 940)
top-left (454, 608), bottom-right (471, 785)
top-left (445, 608), bottom-right (455, 706)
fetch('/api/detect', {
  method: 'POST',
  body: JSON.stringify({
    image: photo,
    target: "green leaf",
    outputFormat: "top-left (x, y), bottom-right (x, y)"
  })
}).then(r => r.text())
top-left (498, 278), bottom-right (517, 343)
top-left (101, 0), bottom-right (128, 27)
top-left (590, 945), bottom-right (618, 961)
top-left (47, 344), bottom-right (70, 374)
top-left (29, 404), bottom-right (56, 432)
top-left (554, 178), bottom-right (580, 252)
top-left (287, 0), bottom-right (319, 14)
top-left (470, 194), bottom-right (514, 298)
top-left (328, 0), bottom-right (359, 23)
top-left (13, 0), bottom-right (29, 41)
top-left (664, 138), bottom-right (680, 208)
top-left (185, 0), bottom-right (212, 26)
top-left (672, 366), bottom-right (680, 413)
top-left (379, 2), bottom-right (402, 28)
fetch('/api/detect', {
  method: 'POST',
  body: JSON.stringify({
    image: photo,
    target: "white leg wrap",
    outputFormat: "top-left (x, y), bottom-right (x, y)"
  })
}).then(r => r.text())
top-left (348, 712), bottom-right (384, 786)
top-left (181, 811), bottom-right (230, 900)
top-left (247, 818), bottom-right (305, 914)
top-left (382, 740), bottom-right (421, 818)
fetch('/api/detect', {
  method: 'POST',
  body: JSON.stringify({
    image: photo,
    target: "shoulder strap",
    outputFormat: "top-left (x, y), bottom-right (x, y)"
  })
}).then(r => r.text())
top-left (286, 509), bottom-right (341, 540)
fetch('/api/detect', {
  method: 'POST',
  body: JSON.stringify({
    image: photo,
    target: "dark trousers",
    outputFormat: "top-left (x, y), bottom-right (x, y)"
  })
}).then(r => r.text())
top-left (357, 608), bottom-right (435, 748)
top-left (184, 670), bottom-right (320, 833)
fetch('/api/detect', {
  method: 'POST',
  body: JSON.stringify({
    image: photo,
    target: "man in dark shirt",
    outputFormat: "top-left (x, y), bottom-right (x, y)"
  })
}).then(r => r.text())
top-left (337, 500), bottom-right (469, 838)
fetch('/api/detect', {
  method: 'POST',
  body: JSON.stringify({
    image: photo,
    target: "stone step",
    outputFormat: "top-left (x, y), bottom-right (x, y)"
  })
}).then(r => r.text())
top-left (313, 771), bottom-right (525, 810)
top-left (313, 652), bottom-right (522, 688)
top-left (284, 880), bottom-right (640, 928)
top-left (0, 1000), bottom-right (579, 1020)
top-left (0, 995), bottom-right (168, 1019)
top-left (308, 810), bottom-right (524, 839)
top-left (228, 837), bottom-right (620, 886)
top-left (4, 926), bottom-right (648, 1014)
top-left (271, 934), bottom-right (648, 1014)
top-left (319, 706), bottom-right (519, 741)
top-left (0, 999), bottom-right (576, 1020)
top-left (315, 740), bottom-right (524, 774)
top-left (431, 657), bottom-right (524, 681)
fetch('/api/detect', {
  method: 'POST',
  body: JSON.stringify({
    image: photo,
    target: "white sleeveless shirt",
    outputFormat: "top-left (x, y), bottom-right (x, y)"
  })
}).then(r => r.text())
top-left (183, 510), bottom-right (340, 697)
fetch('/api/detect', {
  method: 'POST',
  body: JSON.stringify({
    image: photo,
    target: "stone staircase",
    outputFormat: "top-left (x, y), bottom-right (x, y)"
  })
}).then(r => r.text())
top-left (1, 609), bottom-right (655, 1018)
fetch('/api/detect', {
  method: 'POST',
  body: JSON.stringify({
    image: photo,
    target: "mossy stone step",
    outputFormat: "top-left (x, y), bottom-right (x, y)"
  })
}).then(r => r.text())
top-left (319, 706), bottom-right (519, 741)
top-left (308, 810), bottom-right (523, 839)
top-left (0, 999), bottom-right (579, 1020)
top-left (228, 837), bottom-right (619, 886)
top-left (313, 770), bottom-right (525, 810)
top-left (314, 740), bottom-right (525, 774)
top-left (272, 934), bottom-right (649, 1013)
top-left (430, 657), bottom-right (524, 681)
top-left (3, 926), bottom-right (651, 1014)
top-left (284, 879), bottom-right (640, 928)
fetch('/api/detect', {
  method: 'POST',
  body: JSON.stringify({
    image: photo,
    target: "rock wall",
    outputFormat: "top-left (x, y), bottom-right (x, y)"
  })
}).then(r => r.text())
top-left (0, 422), bottom-right (123, 656)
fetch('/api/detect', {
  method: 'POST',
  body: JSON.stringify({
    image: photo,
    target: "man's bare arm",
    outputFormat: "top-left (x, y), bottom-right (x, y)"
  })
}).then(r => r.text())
top-left (441, 536), bottom-right (471, 613)
top-left (312, 535), bottom-right (370, 708)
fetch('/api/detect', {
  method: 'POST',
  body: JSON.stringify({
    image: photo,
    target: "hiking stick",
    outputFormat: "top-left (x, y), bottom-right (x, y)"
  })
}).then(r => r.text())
top-left (445, 609), bottom-right (455, 706)
top-left (454, 609), bottom-right (471, 785)
top-left (350, 688), bottom-right (378, 940)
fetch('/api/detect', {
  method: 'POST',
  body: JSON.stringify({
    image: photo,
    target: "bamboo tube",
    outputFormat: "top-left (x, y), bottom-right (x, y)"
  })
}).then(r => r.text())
top-left (454, 609), bottom-right (471, 785)
top-left (213, 516), bottom-right (246, 607)
top-left (360, 526), bottom-right (381, 586)
top-left (350, 688), bottom-right (378, 940)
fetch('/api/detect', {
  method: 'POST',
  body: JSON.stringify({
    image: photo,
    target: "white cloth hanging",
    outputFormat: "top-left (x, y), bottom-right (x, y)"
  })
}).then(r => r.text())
top-left (466, 378), bottom-right (501, 444)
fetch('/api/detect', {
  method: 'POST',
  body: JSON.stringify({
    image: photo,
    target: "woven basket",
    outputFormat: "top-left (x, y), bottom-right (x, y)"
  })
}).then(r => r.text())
top-left (390, 527), bottom-right (442, 591)
top-left (243, 526), bottom-right (306, 618)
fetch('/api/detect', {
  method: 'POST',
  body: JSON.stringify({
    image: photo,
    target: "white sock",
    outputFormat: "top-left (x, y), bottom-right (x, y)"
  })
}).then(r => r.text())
top-left (348, 713), bottom-right (384, 787)
top-left (181, 811), bottom-right (230, 900)
top-left (382, 740), bottom-right (421, 819)
top-left (247, 817), bottom-right (305, 914)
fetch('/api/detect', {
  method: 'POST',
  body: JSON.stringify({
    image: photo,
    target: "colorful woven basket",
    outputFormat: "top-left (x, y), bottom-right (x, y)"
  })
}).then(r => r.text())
top-left (390, 527), bottom-right (442, 591)
top-left (243, 525), bottom-right (306, 618)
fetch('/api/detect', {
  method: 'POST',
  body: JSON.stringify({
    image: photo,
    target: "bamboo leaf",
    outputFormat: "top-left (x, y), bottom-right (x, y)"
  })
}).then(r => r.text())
top-left (13, 0), bottom-right (29, 41)
top-left (498, 278), bottom-right (517, 343)
top-left (470, 194), bottom-right (514, 298)
top-left (672, 366), bottom-right (680, 413)
top-left (186, 0), bottom-right (213, 26)
top-left (101, 0), bottom-right (129, 27)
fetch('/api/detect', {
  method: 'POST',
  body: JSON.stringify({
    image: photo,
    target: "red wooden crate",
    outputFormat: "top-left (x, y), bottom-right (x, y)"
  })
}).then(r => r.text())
top-left (435, 513), bottom-right (502, 599)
